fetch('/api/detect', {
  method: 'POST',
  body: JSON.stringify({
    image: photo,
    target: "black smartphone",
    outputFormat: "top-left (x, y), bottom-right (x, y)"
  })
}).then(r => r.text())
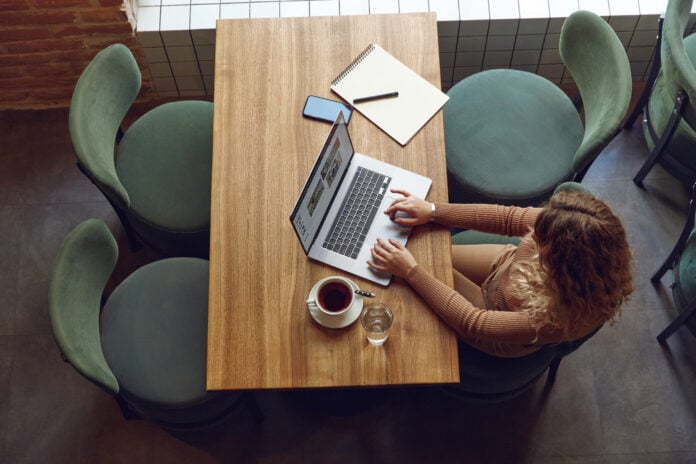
top-left (302, 95), bottom-right (352, 124)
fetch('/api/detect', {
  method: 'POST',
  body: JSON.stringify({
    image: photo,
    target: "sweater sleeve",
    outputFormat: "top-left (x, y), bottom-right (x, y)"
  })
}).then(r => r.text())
top-left (432, 203), bottom-right (541, 237)
top-left (404, 264), bottom-right (541, 345)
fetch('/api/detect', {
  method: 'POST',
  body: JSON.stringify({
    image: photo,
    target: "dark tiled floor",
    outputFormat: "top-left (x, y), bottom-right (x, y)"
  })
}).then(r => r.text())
top-left (1, 106), bottom-right (696, 464)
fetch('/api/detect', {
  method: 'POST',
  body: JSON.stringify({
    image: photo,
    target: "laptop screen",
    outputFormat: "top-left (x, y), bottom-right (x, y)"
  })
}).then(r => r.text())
top-left (290, 112), bottom-right (355, 254)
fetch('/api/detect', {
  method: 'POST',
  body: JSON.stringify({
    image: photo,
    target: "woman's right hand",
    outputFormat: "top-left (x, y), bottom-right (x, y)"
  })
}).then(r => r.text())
top-left (384, 188), bottom-right (434, 226)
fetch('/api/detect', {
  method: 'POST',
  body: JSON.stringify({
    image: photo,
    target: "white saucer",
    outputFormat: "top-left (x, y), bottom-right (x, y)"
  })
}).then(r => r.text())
top-left (307, 277), bottom-right (363, 329)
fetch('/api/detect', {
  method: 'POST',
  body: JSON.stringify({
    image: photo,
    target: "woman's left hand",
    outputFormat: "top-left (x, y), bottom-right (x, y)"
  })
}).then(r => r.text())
top-left (367, 238), bottom-right (417, 278)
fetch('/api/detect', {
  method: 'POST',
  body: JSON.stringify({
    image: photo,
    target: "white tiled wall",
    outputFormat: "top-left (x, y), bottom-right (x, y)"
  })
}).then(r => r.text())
top-left (133, 0), bottom-right (696, 97)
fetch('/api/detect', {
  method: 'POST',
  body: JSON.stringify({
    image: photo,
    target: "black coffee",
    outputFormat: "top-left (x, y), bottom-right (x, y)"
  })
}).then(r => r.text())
top-left (318, 282), bottom-right (351, 312)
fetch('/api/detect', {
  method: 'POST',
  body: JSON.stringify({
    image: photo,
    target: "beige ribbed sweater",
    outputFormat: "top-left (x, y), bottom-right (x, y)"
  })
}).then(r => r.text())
top-left (405, 203), bottom-right (599, 357)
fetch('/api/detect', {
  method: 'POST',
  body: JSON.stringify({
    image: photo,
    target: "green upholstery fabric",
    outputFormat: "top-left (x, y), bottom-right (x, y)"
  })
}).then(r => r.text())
top-left (50, 219), bottom-right (243, 427)
top-left (445, 10), bottom-right (631, 206)
top-left (100, 258), bottom-right (210, 406)
top-left (455, 341), bottom-right (557, 398)
top-left (117, 101), bottom-right (213, 233)
top-left (675, 231), bottom-right (696, 304)
top-left (69, 44), bottom-right (138, 210)
top-left (451, 326), bottom-right (601, 400)
top-left (451, 230), bottom-right (521, 246)
top-left (560, 10), bottom-right (632, 173)
top-left (643, 0), bottom-right (696, 185)
top-left (674, 230), bottom-right (696, 335)
top-left (445, 69), bottom-right (582, 205)
top-left (660, 0), bottom-right (696, 106)
top-left (48, 219), bottom-right (120, 395)
top-left (69, 44), bottom-right (213, 256)
top-left (552, 180), bottom-right (592, 196)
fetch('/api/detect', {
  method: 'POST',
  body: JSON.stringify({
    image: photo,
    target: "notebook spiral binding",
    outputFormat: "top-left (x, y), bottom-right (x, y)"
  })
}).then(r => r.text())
top-left (331, 43), bottom-right (376, 86)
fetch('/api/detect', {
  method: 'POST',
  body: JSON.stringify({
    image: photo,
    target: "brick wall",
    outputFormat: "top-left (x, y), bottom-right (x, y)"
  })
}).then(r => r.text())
top-left (0, 0), bottom-right (153, 110)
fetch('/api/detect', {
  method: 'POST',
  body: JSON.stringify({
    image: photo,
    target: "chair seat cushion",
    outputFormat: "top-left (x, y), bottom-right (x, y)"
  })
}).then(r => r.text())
top-left (456, 340), bottom-right (556, 396)
top-left (451, 230), bottom-right (521, 246)
top-left (117, 100), bottom-right (213, 233)
top-left (444, 69), bottom-right (583, 204)
top-left (101, 257), bottom-right (210, 406)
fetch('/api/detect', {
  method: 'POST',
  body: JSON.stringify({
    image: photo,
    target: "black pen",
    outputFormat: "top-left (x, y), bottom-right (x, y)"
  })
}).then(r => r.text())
top-left (353, 91), bottom-right (399, 104)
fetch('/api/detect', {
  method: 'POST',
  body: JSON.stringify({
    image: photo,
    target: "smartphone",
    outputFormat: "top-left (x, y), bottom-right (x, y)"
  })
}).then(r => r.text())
top-left (302, 95), bottom-right (352, 124)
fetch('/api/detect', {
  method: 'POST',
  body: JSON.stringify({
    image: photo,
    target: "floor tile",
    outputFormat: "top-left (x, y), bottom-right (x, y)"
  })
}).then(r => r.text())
top-left (591, 309), bottom-right (696, 454)
top-left (0, 109), bottom-right (103, 207)
top-left (4, 335), bottom-right (111, 464)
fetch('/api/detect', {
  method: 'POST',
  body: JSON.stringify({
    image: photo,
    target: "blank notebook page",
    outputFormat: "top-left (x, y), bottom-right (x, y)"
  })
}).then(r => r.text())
top-left (330, 43), bottom-right (449, 146)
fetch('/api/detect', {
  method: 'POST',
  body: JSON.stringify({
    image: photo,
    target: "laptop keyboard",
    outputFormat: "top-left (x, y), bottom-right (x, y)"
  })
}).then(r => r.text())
top-left (323, 167), bottom-right (391, 259)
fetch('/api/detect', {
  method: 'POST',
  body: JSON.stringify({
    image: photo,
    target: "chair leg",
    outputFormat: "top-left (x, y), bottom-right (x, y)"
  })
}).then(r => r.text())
top-left (545, 357), bottom-right (562, 386)
top-left (623, 15), bottom-right (663, 130)
top-left (107, 201), bottom-right (143, 253)
top-left (657, 300), bottom-right (696, 343)
top-left (634, 91), bottom-right (689, 188)
top-left (113, 395), bottom-right (143, 421)
top-left (242, 392), bottom-right (264, 424)
top-left (652, 182), bottom-right (696, 282)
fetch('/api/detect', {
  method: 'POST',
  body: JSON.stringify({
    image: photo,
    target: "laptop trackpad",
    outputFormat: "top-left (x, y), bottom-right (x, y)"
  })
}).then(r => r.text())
top-left (381, 215), bottom-right (411, 241)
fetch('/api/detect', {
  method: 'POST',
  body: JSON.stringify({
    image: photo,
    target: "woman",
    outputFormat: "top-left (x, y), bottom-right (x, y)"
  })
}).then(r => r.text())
top-left (367, 188), bottom-right (633, 357)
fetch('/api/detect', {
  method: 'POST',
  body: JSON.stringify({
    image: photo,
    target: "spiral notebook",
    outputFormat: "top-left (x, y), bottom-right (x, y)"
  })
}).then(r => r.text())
top-left (330, 43), bottom-right (449, 146)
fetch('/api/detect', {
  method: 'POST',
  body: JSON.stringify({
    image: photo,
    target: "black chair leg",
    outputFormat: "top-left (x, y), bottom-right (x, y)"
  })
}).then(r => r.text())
top-left (109, 203), bottom-right (143, 253)
top-left (653, 251), bottom-right (681, 284)
top-left (657, 301), bottom-right (696, 343)
top-left (114, 395), bottom-right (142, 421)
top-left (652, 182), bottom-right (696, 282)
top-left (243, 392), bottom-right (264, 424)
top-left (545, 357), bottom-right (562, 386)
top-left (624, 16), bottom-right (663, 130)
top-left (634, 91), bottom-right (689, 188)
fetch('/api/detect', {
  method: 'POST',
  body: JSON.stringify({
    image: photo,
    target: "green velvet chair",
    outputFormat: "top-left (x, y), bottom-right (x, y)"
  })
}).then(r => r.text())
top-left (444, 10), bottom-right (632, 206)
top-left (651, 183), bottom-right (696, 342)
top-left (633, 0), bottom-right (696, 188)
top-left (69, 44), bottom-right (212, 257)
top-left (48, 219), bottom-right (261, 429)
top-left (445, 327), bottom-right (600, 402)
top-left (447, 182), bottom-right (601, 401)
top-left (657, 226), bottom-right (696, 343)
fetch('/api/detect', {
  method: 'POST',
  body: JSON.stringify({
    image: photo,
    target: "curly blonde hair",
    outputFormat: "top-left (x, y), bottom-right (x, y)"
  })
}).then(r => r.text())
top-left (514, 190), bottom-right (633, 337)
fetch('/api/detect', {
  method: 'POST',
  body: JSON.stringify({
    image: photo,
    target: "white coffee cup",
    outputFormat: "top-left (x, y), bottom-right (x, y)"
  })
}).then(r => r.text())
top-left (306, 276), bottom-right (355, 315)
top-left (306, 276), bottom-right (363, 329)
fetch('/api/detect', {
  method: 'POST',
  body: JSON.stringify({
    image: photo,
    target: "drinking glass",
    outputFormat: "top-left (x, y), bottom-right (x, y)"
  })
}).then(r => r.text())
top-left (360, 303), bottom-right (393, 345)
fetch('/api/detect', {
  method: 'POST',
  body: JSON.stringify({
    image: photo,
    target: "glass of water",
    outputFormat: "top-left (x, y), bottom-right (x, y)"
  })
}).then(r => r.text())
top-left (360, 303), bottom-right (393, 345)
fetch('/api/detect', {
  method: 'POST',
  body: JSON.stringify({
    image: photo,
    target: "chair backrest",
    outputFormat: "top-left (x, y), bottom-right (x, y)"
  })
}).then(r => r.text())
top-left (559, 10), bottom-right (632, 174)
top-left (48, 219), bottom-right (120, 394)
top-left (676, 226), bottom-right (696, 303)
top-left (553, 324), bottom-right (602, 359)
top-left (662, 0), bottom-right (696, 105)
top-left (552, 181), bottom-right (592, 196)
top-left (69, 44), bottom-right (141, 210)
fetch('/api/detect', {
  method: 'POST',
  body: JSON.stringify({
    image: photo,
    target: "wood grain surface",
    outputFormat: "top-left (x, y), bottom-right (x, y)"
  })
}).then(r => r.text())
top-left (208, 13), bottom-right (458, 390)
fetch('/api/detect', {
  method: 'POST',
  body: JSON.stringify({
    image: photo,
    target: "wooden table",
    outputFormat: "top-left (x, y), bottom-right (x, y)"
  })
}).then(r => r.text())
top-left (208, 13), bottom-right (458, 390)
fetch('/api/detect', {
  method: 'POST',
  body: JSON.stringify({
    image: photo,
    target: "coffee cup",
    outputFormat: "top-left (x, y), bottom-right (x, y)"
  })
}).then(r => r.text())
top-left (307, 276), bottom-right (354, 315)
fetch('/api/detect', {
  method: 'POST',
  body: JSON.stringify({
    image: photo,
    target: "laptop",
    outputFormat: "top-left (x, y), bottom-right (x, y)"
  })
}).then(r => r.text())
top-left (290, 113), bottom-right (432, 286)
